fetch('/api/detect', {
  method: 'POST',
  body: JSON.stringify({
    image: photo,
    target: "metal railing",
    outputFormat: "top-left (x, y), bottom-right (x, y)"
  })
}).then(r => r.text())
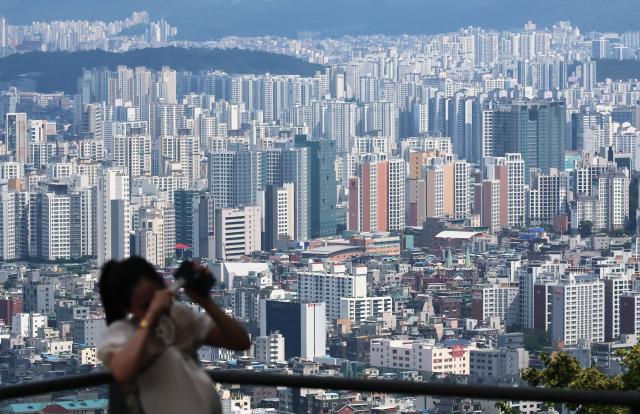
top-left (0, 370), bottom-right (639, 412)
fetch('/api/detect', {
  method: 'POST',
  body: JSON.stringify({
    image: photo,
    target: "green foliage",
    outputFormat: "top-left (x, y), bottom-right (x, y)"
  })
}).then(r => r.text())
top-left (521, 350), bottom-right (639, 414)
top-left (579, 221), bottom-right (593, 238)
top-left (2, 279), bottom-right (16, 290)
top-left (522, 329), bottom-right (551, 352)
top-left (495, 401), bottom-right (518, 414)
top-left (0, 47), bottom-right (324, 93)
top-left (618, 346), bottom-right (640, 390)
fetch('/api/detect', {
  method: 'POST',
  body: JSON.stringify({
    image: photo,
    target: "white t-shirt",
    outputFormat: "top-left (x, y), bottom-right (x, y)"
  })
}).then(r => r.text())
top-left (97, 303), bottom-right (221, 414)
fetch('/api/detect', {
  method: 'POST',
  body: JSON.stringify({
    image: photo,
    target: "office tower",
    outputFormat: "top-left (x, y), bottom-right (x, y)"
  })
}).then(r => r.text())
top-left (5, 113), bottom-right (28, 163)
top-left (214, 206), bottom-right (261, 260)
top-left (489, 100), bottom-right (566, 176)
top-left (134, 207), bottom-right (165, 268)
top-left (174, 190), bottom-right (215, 259)
top-left (264, 183), bottom-right (295, 251)
top-left (259, 300), bottom-right (326, 360)
top-left (295, 135), bottom-right (337, 238)
top-left (281, 148), bottom-right (310, 241)
top-left (325, 101), bottom-right (357, 152)
top-left (550, 274), bottom-right (605, 346)
top-left (254, 333), bottom-right (286, 364)
top-left (69, 188), bottom-right (94, 258)
top-left (97, 168), bottom-right (130, 266)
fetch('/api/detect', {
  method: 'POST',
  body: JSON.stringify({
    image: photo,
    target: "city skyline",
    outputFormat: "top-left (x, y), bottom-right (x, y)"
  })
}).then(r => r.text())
top-left (1, 5), bottom-right (640, 414)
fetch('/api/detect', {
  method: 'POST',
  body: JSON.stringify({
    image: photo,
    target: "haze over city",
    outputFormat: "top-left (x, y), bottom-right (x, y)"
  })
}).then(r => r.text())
top-left (0, 2), bottom-right (639, 413)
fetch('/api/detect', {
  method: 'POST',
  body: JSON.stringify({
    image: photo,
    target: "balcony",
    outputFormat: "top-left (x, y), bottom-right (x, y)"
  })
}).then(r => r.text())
top-left (1, 370), bottom-right (640, 413)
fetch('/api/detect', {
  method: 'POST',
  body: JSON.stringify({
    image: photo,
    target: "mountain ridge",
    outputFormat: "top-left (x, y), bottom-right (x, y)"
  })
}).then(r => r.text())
top-left (1, 0), bottom-right (639, 40)
top-left (0, 47), bottom-right (324, 93)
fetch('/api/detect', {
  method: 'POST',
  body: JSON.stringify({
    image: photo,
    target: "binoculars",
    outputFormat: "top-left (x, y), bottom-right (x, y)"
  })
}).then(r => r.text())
top-left (173, 261), bottom-right (215, 296)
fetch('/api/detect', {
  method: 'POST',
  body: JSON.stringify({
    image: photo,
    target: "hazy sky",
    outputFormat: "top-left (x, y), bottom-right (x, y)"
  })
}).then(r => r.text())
top-left (2, 0), bottom-right (638, 39)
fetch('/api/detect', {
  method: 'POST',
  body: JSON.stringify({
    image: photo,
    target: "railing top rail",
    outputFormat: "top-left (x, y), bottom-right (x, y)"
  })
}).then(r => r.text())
top-left (0, 370), bottom-right (639, 409)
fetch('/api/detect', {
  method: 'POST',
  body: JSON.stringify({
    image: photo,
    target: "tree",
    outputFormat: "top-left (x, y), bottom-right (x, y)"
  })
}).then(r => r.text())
top-left (495, 401), bottom-right (518, 414)
top-left (2, 279), bottom-right (16, 290)
top-left (519, 351), bottom-right (628, 414)
top-left (579, 220), bottom-right (593, 238)
top-left (522, 329), bottom-right (551, 352)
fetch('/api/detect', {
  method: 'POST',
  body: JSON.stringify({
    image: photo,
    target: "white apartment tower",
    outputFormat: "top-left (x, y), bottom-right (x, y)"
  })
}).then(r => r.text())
top-left (41, 193), bottom-right (71, 261)
top-left (297, 263), bottom-right (367, 320)
top-left (550, 274), bottom-right (605, 346)
top-left (97, 168), bottom-right (130, 265)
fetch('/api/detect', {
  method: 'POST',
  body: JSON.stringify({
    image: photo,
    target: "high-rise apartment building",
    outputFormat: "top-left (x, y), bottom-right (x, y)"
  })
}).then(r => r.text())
top-left (264, 183), bottom-right (295, 251)
top-left (97, 168), bottom-right (130, 265)
top-left (5, 113), bottom-right (28, 163)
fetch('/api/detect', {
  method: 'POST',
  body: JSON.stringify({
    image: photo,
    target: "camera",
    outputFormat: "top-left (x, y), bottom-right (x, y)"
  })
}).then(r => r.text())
top-left (173, 261), bottom-right (215, 297)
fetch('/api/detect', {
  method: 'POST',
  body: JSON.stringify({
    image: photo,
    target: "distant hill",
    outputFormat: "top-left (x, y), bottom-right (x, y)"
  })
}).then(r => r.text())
top-left (2, 0), bottom-right (640, 40)
top-left (595, 59), bottom-right (640, 82)
top-left (0, 47), bottom-right (324, 93)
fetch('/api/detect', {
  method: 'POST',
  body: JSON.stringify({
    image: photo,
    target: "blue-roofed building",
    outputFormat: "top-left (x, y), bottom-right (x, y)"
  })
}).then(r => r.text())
top-left (1, 399), bottom-right (108, 413)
